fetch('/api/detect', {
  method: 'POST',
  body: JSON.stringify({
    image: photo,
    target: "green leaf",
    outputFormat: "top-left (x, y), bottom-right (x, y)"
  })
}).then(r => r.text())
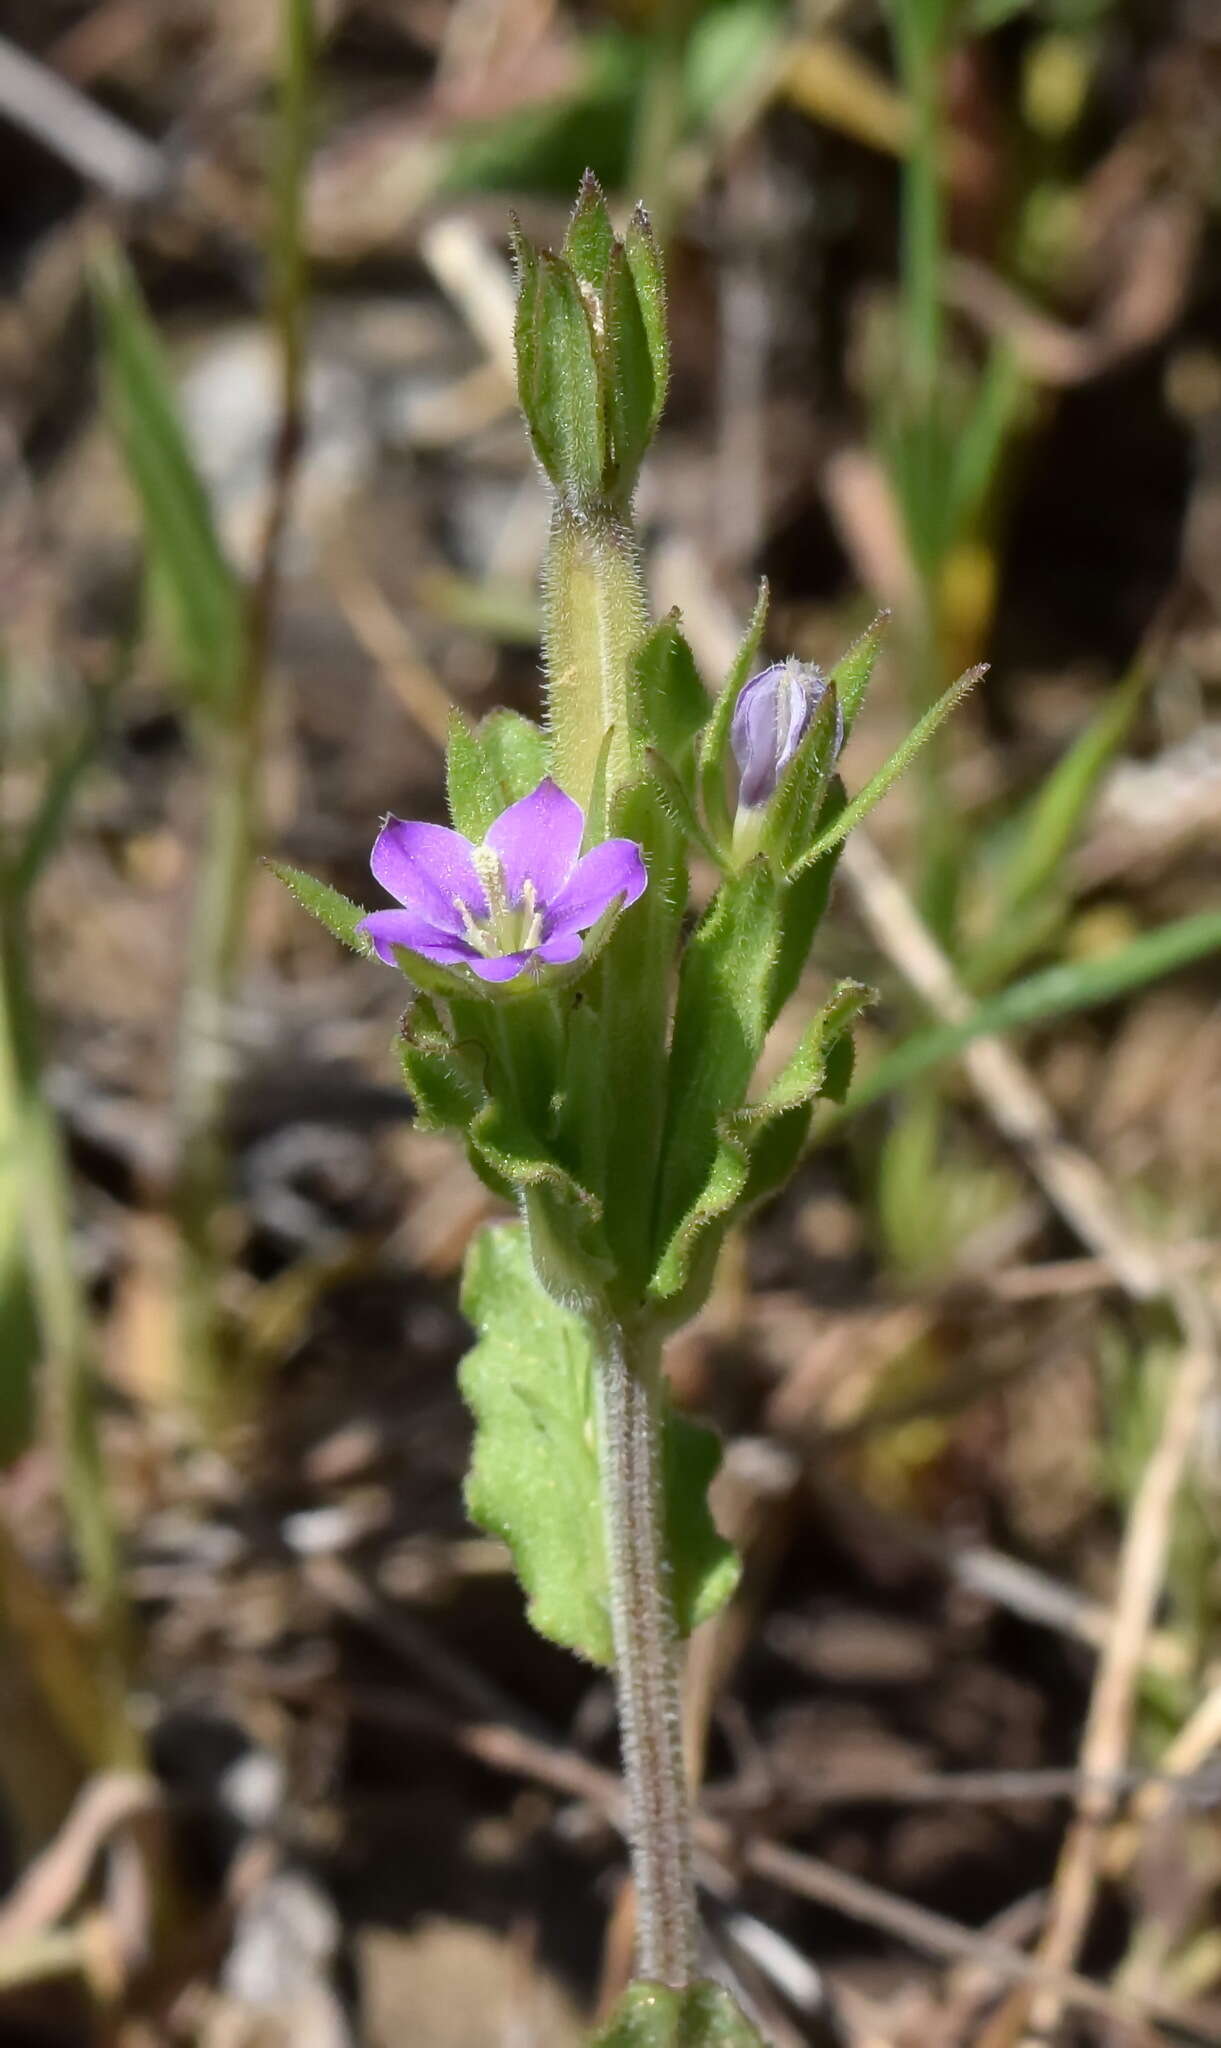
top-left (653, 863), bottom-right (784, 1269)
top-left (698, 581), bottom-right (769, 850)
top-left (92, 246), bottom-right (242, 711)
top-left (270, 859), bottom-right (482, 1000)
top-left (445, 710), bottom-right (504, 840)
top-left (791, 664), bottom-right (983, 877)
top-left (634, 612), bottom-right (709, 766)
top-left (623, 204), bottom-right (668, 439)
top-left (592, 1979), bottom-right (765, 2046)
top-left (832, 609), bottom-right (889, 734)
top-left (650, 974), bottom-right (867, 1314)
top-left (768, 782), bottom-right (846, 1024)
top-left (563, 168), bottom-right (616, 291)
top-left (605, 242), bottom-right (657, 500)
top-left (515, 248), bottom-right (606, 503)
top-left (267, 860), bottom-right (372, 953)
top-left (460, 1225), bottom-right (738, 1666)
top-left (842, 907), bottom-right (1221, 1116)
top-left (590, 780), bottom-right (688, 1296)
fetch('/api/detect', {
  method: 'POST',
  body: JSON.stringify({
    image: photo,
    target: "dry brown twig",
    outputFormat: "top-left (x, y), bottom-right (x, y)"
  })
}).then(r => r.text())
top-left (341, 1685), bottom-right (1209, 2048)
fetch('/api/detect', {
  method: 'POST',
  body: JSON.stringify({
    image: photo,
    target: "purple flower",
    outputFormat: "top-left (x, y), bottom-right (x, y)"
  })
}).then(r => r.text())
top-left (358, 778), bottom-right (647, 985)
top-left (731, 659), bottom-right (841, 810)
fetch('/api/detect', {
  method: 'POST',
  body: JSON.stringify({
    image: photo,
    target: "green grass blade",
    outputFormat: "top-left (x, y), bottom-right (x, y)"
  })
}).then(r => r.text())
top-left (844, 908), bottom-right (1221, 1115)
top-left (92, 246), bottom-right (242, 709)
top-left (991, 664), bottom-right (1148, 920)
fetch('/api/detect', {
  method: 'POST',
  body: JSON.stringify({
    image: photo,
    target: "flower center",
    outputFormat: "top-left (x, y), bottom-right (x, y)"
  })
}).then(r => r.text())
top-left (456, 846), bottom-right (544, 958)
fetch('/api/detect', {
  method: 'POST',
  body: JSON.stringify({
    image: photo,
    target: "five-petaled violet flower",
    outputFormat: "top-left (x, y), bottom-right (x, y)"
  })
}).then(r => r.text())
top-left (358, 777), bottom-right (647, 985)
top-left (731, 658), bottom-right (841, 810)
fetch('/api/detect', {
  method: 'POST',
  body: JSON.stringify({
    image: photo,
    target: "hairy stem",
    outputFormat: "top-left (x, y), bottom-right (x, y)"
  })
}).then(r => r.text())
top-left (542, 506), bottom-right (647, 816)
top-left (595, 1320), bottom-right (696, 1988)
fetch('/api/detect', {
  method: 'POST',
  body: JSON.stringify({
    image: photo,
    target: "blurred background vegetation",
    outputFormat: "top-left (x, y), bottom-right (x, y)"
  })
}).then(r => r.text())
top-left (0, 1), bottom-right (1218, 2042)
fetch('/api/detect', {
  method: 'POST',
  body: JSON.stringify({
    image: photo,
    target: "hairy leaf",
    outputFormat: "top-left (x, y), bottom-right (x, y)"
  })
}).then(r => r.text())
top-left (460, 1226), bottom-right (738, 1666)
top-left (634, 612), bottom-right (709, 767)
top-left (653, 862), bottom-right (783, 1261)
top-left (791, 664), bottom-right (983, 876)
top-left (832, 609), bottom-right (889, 733)
top-left (267, 861), bottom-right (371, 954)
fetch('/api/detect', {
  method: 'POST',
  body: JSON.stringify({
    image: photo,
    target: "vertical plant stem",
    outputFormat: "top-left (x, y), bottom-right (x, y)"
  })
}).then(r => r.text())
top-left (173, 0), bottom-right (314, 1410)
top-left (594, 1319), bottom-right (696, 1989)
top-left (542, 506), bottom-right (648, 816)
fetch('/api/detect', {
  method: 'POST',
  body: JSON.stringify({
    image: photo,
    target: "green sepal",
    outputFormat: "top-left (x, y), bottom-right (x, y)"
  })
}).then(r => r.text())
top-left (604, 241), bottom-right (657, 502)
top-left (267, 860), bottom-right (372, 955)
top-left (398, 997), bottom-right (486, 1133)
top-left (445, 709), bottom-right (503, 841)
top-left (634, 611), bottom-right (710, 769)
top-left (698, 580), bottom-right (769, 851)
top-left (646, 748), bottom-right (721, 864)
top-left (757, 682), bottom-right (842, 875)
top-left (480, 708), bottom-right (550, 806)
top-left (623, 204), bottom-right (669, 441)
top-left (833, 609), bottom-right (889, 734)
top-left (514, 245), bottom-right (605, 505)
top-left (563, 169), bottom-right (615, 293)
top-left (459, 1226), bottom-right (739, 1667)
top-left (591, 1980), bottom-right (765, 2047)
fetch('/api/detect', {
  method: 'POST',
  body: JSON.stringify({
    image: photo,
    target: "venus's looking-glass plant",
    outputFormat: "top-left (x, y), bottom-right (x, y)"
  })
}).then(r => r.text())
top-left (278, 173), bottom-right (974, 2045)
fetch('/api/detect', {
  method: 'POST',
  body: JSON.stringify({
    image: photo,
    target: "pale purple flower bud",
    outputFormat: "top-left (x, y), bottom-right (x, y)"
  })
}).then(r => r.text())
top-left (731, 659), bottom-right (839, 810)
top-left (358, 778), bottom-right (647, 984)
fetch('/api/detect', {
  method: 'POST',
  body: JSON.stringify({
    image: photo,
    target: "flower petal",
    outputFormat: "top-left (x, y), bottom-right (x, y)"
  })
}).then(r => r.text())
top-left (358, 909), bottom-right (481, 969)
top-left (536, 931), bottom-right (584, 965)
top-left (484, 779), bottom-right (584, 906)
top-left (542, 838), bottom-right (647, 939)
top-left (370, 819), bottom-right (486, 934)
top-left (467, 949), bottom-right (534, 983)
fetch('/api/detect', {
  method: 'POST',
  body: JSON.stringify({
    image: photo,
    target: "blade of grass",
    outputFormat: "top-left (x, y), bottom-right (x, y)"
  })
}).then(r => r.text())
top-left (840, 907), bottom-right (1221, 1116)
top-left (992, 664), bottom-right (1149, 920)
top-left (0, 894), bottom-right (129, 1676)
top-left (93, 253), bottom-right (242, 711)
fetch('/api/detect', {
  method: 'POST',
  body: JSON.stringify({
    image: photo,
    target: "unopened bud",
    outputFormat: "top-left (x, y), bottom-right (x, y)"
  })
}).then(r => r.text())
top-left (731, 659), bottom-right (839, 810)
